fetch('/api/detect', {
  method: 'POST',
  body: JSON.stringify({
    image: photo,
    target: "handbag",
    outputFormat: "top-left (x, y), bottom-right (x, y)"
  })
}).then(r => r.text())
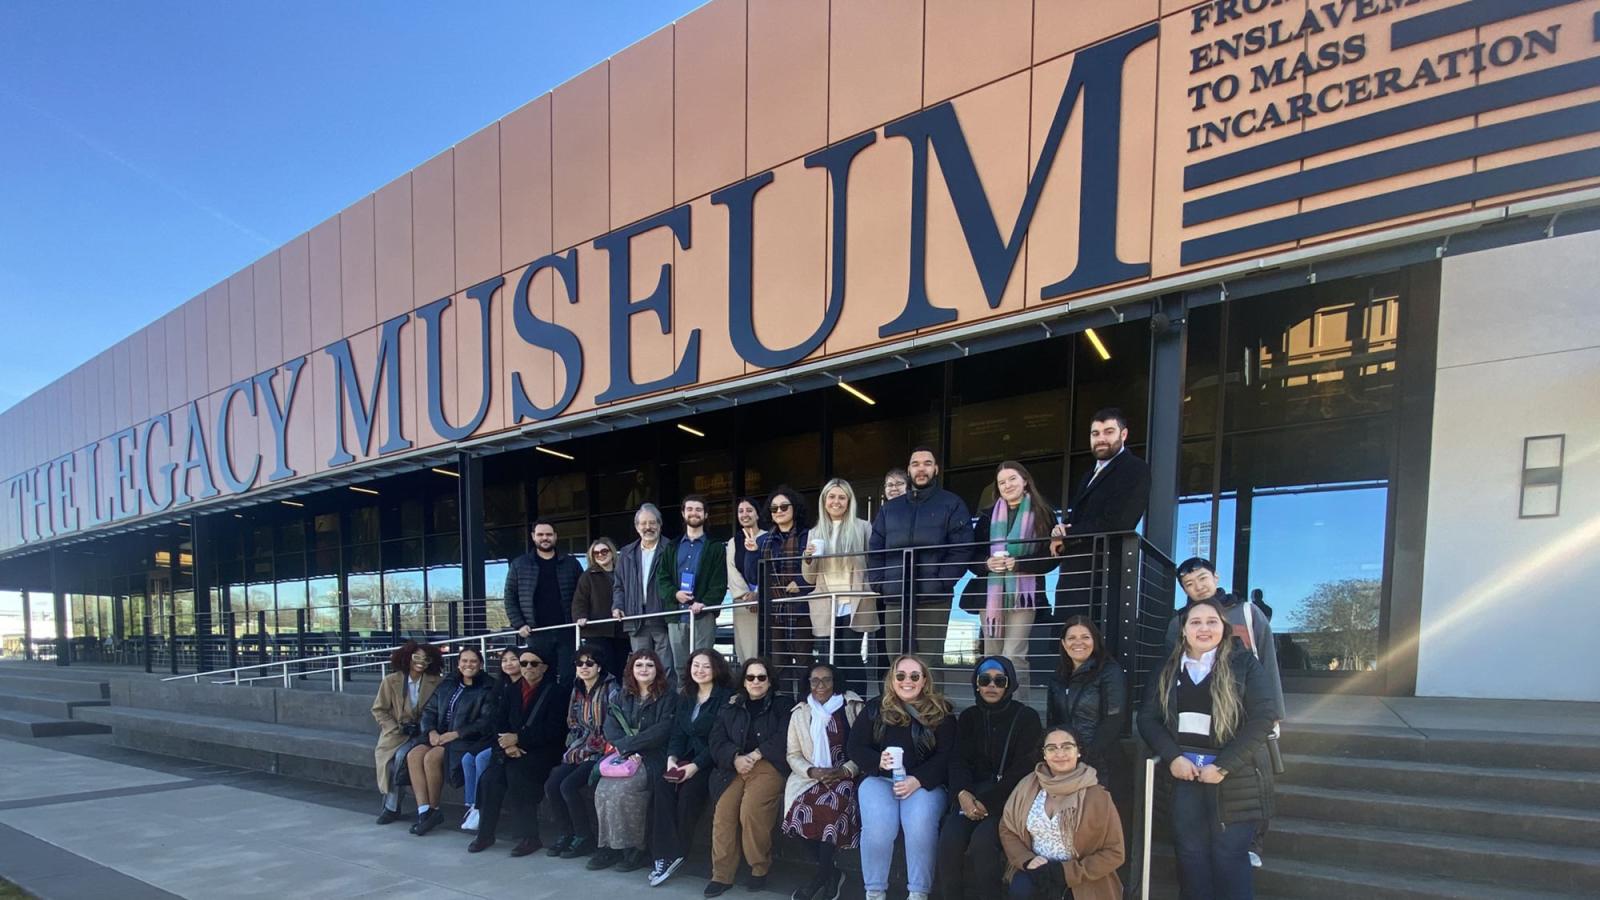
top-left (598, 701), bottom-right (641, 779)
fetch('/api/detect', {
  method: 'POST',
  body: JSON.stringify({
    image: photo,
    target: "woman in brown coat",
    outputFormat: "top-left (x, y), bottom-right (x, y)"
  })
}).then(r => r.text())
top-left (998, 726), bottom-right (1125, 900)
top-left (572, 537), bottom-right (628, 677)
top-left (372, 641), bottom-right (443, 824)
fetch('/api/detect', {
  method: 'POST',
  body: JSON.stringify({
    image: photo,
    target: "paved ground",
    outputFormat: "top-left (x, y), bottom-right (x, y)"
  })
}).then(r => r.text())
top-left (0, 734), bottom-right (728, 900)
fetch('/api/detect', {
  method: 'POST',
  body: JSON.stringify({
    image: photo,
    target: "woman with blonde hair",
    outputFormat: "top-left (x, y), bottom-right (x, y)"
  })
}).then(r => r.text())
top-left (998, 726), bottom-right (1125, 900)
top-left (802, 478), bottom-right (877, 684)
top-left (846, 655), bottom-right (955, 900)
top-left (1137, 597), bottom-right (1276, 899)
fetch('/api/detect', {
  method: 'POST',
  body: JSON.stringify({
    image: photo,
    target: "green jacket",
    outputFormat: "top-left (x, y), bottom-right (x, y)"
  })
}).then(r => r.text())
top-left (655, 534), bottom-right (729, 613)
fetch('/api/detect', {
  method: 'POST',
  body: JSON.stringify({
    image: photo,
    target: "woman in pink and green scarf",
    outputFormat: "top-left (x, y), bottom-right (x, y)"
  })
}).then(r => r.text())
top-left (961, 461), bottom-right (1056, 695)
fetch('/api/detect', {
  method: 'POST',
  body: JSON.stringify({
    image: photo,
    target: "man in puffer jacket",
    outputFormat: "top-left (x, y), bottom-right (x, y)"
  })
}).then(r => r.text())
top-left (935, 655), bottom-right (1042, 900)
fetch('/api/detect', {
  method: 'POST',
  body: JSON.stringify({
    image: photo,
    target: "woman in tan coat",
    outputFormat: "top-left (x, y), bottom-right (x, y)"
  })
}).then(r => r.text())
top-left (801, 479), bottom-right (878, 688)
top-left (998, 726), bottom-right (1125, 900)
top-left (372, 641), bottom-right (442, 824)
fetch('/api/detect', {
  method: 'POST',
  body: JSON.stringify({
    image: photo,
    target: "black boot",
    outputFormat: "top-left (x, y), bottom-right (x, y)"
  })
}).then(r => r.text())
top-left (546, 834), bottom-right (573, 857)
top-left (376, 798), bottom-right (404, 825)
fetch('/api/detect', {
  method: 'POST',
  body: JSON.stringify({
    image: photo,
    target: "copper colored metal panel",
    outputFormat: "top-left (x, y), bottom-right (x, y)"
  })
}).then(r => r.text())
top-left (413, 150), bottom-right (456, 307)
top-left (552, 63), bottom-right (611, 251)
top-left (308, 216), bottom-right (344, 350)
top-left (620, 226), bottom-right (679, 394)
top-left (1034, 0), bottom-right (1158, 64)
top-left (923, 0), bottom-right (1031, 104)
top-left (748, 0), bottom-right (828, 174)
top-left (610, 28), bottom-right (675, 229)
top-left (744, 157), bottom-right (828, 367)
top-left (457, 280), bottom-right (505, 438)
top-left (282, 355), bottom-right (319, 480)
top-left (553, 244), bottom-right (610, 417)
top-left (827, 134), bottom-right (912, 354)
top-left (455, 123), bottom-right (503, 292)
top-left (228, 269), bottom-right (256, 383)
top-left (500, 258), bottom-right (556, 423)
top-left (828, 0), bottom-right (923, 141)
top-left (279, 233), bottom-right (313, 360)
top-left (341, 195), bottom-right (378, 336)
top-left (500, 95), bottom-right (554, 268)
top-left (675, 0), bottom-right (746, 203)
top-left (375, 174), bottom-right (415, 322)
top-left (410, 307), bottom-right (449, 450)
top-left (674, 193), bottom-right (743, 383)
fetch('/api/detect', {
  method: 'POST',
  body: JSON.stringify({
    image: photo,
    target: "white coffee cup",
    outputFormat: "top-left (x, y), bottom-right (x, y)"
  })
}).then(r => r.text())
top-left (809, 537), bottom-right (827, 556)
top-left (885, 745), bottom-right (905, 771)
top-left (993, 549), bottom-right (1009, 558)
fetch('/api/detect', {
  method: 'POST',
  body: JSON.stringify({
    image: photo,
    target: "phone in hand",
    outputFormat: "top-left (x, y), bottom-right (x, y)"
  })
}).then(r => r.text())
top-left (663, 765), bottom-right (686, 783)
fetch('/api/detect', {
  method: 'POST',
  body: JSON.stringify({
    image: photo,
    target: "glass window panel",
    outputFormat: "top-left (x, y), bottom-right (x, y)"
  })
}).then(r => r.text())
top-left (596, 465), bottom-right (658, 513)
top-left (277, 519), bottom-right (307, 555)
top-left (678, 451), bottom-right (734, 503)
top-left (349, 505), bottom-right (380, 545)
top-left (426, 534), bottom-right (461, 566)
top-left (430, 491), bottom-right (460, 534)
top-left (536, 472), bottom-right (588, 518)
top-left (381, 538), bottom-right (424, 570)
top-left (275, 553), bottom-right (306, 580)
top-left (945, 458), bottom-right (1064, 520)
top-left (347, 573), bottom-right (383, 635)
top-left (744, 435), bottom-right (821, 497)
top-left (307, 578), bottom-right (340, 632)
top-left (1184, 304), bottom-right (1223, 439)
top-left (312, 513), bottom-right (340, 551)
top-left (485, 561), bottom-right (510, 604)
top-left (251, 525), bottom-right (274, 558)
top-left (1072, 321), bottom-right (1151, 443)
top-left (384, 568), bottom-right (426, 631)
top-left (484, 478), bottom-right (527, 528)
top-left (486, 527), bottom-right (526, 565)
top-left (311, 547), bottom-right (339, 579)
top-left (387, 496), bottom-right (425, 540)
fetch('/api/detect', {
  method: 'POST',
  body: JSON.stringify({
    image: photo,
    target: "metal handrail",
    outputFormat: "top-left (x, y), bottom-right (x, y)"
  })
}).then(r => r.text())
top-left (165, 600), bottom-right (758, 690)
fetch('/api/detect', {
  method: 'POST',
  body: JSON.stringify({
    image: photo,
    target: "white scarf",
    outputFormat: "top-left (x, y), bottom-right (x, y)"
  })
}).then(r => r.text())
top-left (807, 693), bottom-right (845, 769)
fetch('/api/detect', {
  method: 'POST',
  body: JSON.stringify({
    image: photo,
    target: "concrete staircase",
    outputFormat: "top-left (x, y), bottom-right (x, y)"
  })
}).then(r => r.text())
top-left (0, 667), bottom-right (112, 738)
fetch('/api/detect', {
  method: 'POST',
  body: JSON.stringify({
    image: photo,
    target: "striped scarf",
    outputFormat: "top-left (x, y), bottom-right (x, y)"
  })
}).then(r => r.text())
top-left (986, 495), bottom-right (1039, 613)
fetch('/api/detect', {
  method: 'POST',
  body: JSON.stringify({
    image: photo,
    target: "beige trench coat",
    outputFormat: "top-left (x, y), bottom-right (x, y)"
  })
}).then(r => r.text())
top-left (782, 691), bottom-right (865, 815)
top-left (371, 670), bottom-right (441, 793)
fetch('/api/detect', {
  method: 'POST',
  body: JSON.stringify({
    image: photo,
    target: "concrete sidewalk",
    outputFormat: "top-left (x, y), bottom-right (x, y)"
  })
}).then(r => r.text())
top-left (0, 736), bottom-right (724, 900)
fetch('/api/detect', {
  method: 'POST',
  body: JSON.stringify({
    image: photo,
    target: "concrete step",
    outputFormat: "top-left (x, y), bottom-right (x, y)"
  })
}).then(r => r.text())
top-left (1269, 816), bottom-right (1600, 895)
top-left (0, 709), bottom-right (110, 738)
top-left (1276, 783), bottom-right (1600, 849)
top-left (1149, 846), bottom-right (1576, 900)
top-left (0, 690), bottom-right (109, 719)
top-left (1282, 724), bottom-right (1600, 771)
top-left (0, 674), bottom-right (109, 700)
top-left (1280, 752), bottom-right (1600, 810)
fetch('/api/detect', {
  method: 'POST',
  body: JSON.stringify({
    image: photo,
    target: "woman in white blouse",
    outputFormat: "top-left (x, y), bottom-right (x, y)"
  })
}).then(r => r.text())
top-left (997, 726), bottom-right (1125, 900)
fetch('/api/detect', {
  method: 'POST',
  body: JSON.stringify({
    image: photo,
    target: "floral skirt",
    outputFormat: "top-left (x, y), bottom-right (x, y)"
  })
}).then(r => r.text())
top-left (781, 777), bottom-right (860, 849)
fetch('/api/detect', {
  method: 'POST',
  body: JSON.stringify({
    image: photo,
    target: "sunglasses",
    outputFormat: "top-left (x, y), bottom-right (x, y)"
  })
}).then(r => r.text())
top-left (894, 670), bottom-right (923, 682)
top-left (1044, 742), bottom-right (1079, 753)
top-left (976, 674), bottom-right (1009, 688)
top-left (591, 548), bottom-right (612, 556)
top-left (745, 673), bottom-right (770, 683)
top-left (575, 659), bottom-right (599, 668)
top-left (410, 654), bottom-right (430, 662)
top-left (769, 503), bottom-right (792, 512)
top-left (519, 658), bottom-right (545, 668)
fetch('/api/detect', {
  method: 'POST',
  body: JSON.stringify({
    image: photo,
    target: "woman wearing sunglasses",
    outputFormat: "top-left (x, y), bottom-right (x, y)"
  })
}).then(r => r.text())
top-left (938, 655), bottom-right (1043, 899)
top-left (469, 644), bottom-right (566, 856)
top-left (703, 657), bottom-right (794, 896)
top-left (757, 486), bottom-right (813, 694)
top-left (997, 726), bottom-right (1125, 900)
top-left (573, 537), bottom-right (628, 678)
top-left (846, 655), bottom-right (956, 900)
top-left (372, 641), bottom-right (443, 824)
top-left (544, 643), bottom-right (618, 860)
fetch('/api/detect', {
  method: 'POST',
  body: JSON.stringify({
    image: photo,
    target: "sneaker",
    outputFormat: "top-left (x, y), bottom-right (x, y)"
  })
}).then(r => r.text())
top-left (587, 848), bottom-right (623, 870)
top-left (790, 873), bottom-right (825, 900)
top-left (818, 871), bottom-right (843, 900)
top-left (907, 893), bottom-right (927, 900)
top-left (704, 883), bottom-right (733, 898)
top-left (376, 805), bottom-right (403, 826)
top-left (1249, 850), bottom-right (1263, 868)
top-left (412, 807), bottom-right (443, 836)
top-left (744, 873), bottom-right (767, 891)
top-left (865, 892), bottom-right (886, 900)
top-left (562, 836), bottom-right (597, 859)
top-left (461, 808), bottom-right (480, 832)
top-left (616, 848), bottom-right (650, 873)
top-left (650, 857), bottom-right (684, 887)
top-left (547, 834), bottom-right (574, 858)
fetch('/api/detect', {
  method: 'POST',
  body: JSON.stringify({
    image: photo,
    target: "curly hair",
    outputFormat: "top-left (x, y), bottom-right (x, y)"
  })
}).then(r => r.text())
top-left (624, 649), bottom-right (669, 700)
top-left (389, 640), bottom-right (442, 675)
top-left (878, 655), bottom-right (952, 728)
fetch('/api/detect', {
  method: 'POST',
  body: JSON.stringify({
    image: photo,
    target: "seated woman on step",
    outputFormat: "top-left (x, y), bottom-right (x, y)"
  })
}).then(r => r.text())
top-left (372, 641), bottom-right (443, 824)
top-left (405, 646), bottom-right (496, 836)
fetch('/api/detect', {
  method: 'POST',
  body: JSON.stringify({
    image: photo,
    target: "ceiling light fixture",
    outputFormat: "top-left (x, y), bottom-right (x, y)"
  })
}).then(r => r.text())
top-left (281, 500), bottom-right (305, 508)
top-left (838, 381), bottom-right (876, 405)
top-left (676, 423), bottom-right (706, 438)
top-left (1084, 328), bottom-right (1112, 361)
top-left (536, 446), bottom-right (576, 461)
top-left (431, 467), bottom-right (460, 478)
top-left (349, 486), bottom-right (379, 496)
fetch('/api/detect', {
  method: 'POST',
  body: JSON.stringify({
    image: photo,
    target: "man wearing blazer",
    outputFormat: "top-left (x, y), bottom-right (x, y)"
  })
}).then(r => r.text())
top-left (1049, 407), bottom-right (1152, 614)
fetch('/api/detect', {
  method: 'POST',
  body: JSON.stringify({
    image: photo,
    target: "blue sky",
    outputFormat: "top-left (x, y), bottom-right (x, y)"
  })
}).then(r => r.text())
top-left (0, 0), bottom-right (704, 412)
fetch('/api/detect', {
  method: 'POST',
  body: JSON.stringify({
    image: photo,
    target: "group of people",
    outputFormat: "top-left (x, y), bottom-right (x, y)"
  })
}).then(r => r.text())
top-left (366, 407), bottom-right (1284, 899)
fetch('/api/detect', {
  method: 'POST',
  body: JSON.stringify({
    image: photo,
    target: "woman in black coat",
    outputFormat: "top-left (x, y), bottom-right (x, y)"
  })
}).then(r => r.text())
top-left (1137, 598), bottom-right (1275, 900)
top-left (406, 646), bottom-right (496, 836)
top-left (468, 643), bottom-right (568, 855)
top-left (703, 657), bottom-right (793, 896)
top-left (1044, 616), bottom-right (1128, 789)
top-left (647, 648), bottom-right (734, 885)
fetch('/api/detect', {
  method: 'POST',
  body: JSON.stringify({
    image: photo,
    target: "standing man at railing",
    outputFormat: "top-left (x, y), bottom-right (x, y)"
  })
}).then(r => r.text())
top-left (614, 503), bottom-right (676, 684)
top-left (1049, 408), bottom-right (1151, 615)
top-left (656, 494), bottom-right (728, 676)
top-left (869, 447), bottom-right (975, 691)
top-left (504, 520), bottom-right (583, 684)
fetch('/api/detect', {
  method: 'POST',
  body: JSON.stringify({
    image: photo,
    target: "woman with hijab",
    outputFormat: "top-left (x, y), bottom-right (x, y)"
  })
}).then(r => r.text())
top-left (998, 726), bottom-right (1126, 900)
top-left (727, 497), bottom-right (765, 662)
top-left (704, 657), bottom-right (793, 896)
top-left (938, 656), bottom-right (1043, 900)
top-left (1137, 598), bottom-right (1275, 899)
top-left (802, 478), bottom-right (878, 688)
top-left (782, 662), bottom-right (865, 900)
top-left (846, 655), bottom-right (956, 900)
top-left (962, 461), bottom-right (1056, 695)
top-left (406, 646), bottom-right (496, 836)
top-left (1045, 616), bottom-right (1128, 791)
top-left (372, 641), bottom-right (443, 824)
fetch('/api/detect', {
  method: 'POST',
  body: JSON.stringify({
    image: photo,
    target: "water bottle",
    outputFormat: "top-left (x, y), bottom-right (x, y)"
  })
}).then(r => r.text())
top-left (888, 746), bottom-right (906, 784)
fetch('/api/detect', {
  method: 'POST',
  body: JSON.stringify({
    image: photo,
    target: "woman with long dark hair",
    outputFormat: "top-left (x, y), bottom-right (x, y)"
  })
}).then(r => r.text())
top-left (727, 496), bottom-right (765, 662)
top-left (372, 641), bottom-right (442, 824)
top-left (590, 649), bottom-right (679, 873)
top-left (1137, 598), bottom-right (1276, 899)
top-left (544, 643), bottom-right (618, 860)
top-left (1045, 616), bottom-right (1128, 789)
top-left (647, 648), bottom-right (734, 886)
top-left (758, 485), bottom-right (813, 694)
top-left (963, 461), bottom-right (1056, 695)
top-left (704, 656), bottom-right (793, 896)
top-left (406, 646), bottom-right (496, 836)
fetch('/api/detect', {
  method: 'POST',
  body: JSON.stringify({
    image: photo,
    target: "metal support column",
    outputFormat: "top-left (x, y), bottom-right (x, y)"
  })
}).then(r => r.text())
top-left (1144, 294), bottom-right (1188, 560)
top-left (458, 451), bottom-right (488, 635)
top-left (51, 549), bottom-right (69, 666)
top-left (20, 590), bottom-right (32, 661)
top-left (191, 513), bottom-right (214, 671)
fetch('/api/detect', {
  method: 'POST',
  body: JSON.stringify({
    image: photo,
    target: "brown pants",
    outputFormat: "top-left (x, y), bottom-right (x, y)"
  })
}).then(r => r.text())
top-left (710, 760), bottom-right (785, 883)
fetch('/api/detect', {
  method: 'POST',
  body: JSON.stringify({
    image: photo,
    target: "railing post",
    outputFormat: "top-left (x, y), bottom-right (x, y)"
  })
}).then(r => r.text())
top-left (827, 593), bottom-right (838, 664)
top-left (449, 602), bottom-right (460, 639)
top-left (225, 610), bottom-right (239, 671)
top-left (295, 609), bottom-right (308, 668)
top-left (756, 557), bottom-right (771, 659)
top-left (392, 603), bottom-right (403, 645)
top-left (257, 610), bottom-right (269, 666)
top-left (168, 613), bottom-right (179, 675)
top-left (334, 655), bottom-right (344, 692)
top-left (899, 549), bottom-right (916, 656)
top-left (142, 613), bottom-right (153, 674)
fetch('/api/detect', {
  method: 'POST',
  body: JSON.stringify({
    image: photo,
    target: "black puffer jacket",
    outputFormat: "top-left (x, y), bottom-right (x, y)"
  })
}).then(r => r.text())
top-left (419, 675), bottom-right (498, 787)
top-left (949, 655), bottom-right (1042, 810)
top-left (1136, 646), bottom-right (1276, 825)
top-left (709, 690), bottom-right (793, 801)
top-left (868, 480), bottom-right (975, 603)
top-left (1045, 656), bottom-right (1128, 778)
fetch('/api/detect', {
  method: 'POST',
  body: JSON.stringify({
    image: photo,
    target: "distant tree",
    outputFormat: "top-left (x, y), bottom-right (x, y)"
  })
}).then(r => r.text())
top-left (1292, 579), bottom-right (1380, 670)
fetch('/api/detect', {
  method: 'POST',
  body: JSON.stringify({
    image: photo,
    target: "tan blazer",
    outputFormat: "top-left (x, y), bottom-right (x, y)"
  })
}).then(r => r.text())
top-left (782, 692), bottom-right (864, 814)
top-left (997, 769), bottom-right (1125, 900)
top-left (800, 518), bottom-right (879, 635)
top-left (371, 670), bottom-right (441, 792)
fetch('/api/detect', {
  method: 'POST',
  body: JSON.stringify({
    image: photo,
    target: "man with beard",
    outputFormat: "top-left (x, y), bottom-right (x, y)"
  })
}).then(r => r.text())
top-left (656, 495), bottom-right (728, 685)
top-left (936, 655), bottom-right (1042, 900)
top-left (869, 447), bottom-right (975, 681)
top-left (1048, 408), bottom-right (1151, 617)
top-left (503, 520), bottom-right (583, 683)
top-left (614, 504), bottom-right (674, 676)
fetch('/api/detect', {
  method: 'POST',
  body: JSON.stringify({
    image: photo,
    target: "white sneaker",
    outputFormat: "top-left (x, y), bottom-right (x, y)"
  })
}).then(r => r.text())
top-left (462, 807), bottom-right (480, 832)
top-left (648, 857), bottom-right (683, 886)
top-left (1249, 850), bottom-right (1263, 868)
top-left (865, 892), bottom-right (886, 900)
top-left (909, 893), bottom-right (929, 900)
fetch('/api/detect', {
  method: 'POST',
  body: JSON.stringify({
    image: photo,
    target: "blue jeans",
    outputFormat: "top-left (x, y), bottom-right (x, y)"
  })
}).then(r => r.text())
top-left (1169, 780), bottom-right (1256, 899)
top-left (858, 776), bottom-right (945, 894)
top-left (461, 747), bottom-right (494, 806)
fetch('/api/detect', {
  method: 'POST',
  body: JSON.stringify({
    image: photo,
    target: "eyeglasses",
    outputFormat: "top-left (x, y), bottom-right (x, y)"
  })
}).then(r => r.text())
top-left (519, 659), bottom-right (545, 668)
top-left (976, 674), bottom-right (1009, 688)
top-left (575, 659), bottom-right (599, 668)
top-left (745, 673), bottom-right (770, 683)
top-left (894, 670), bottom-right (923, 683)
top-left (410, 654), bottom-right (429, 662)
top-left (808, 676), bottom-right (834, 686)
top-left (769, 503), bottom-right (792, 512)
top-left (1043, 742), bottom-right (1079, 753)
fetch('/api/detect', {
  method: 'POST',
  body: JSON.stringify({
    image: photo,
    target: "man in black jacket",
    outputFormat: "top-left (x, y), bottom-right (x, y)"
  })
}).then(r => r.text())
top-left (468, 641), bottom-right (567, 856)
top-left (1048, 407), bottom-right (1152, 619)
top-left (869, 447), bottom-right (975, 681)
top-left (936, 655), bottom-right (1042, 900)
top-left (503, 520), bottom-right (583, 681)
